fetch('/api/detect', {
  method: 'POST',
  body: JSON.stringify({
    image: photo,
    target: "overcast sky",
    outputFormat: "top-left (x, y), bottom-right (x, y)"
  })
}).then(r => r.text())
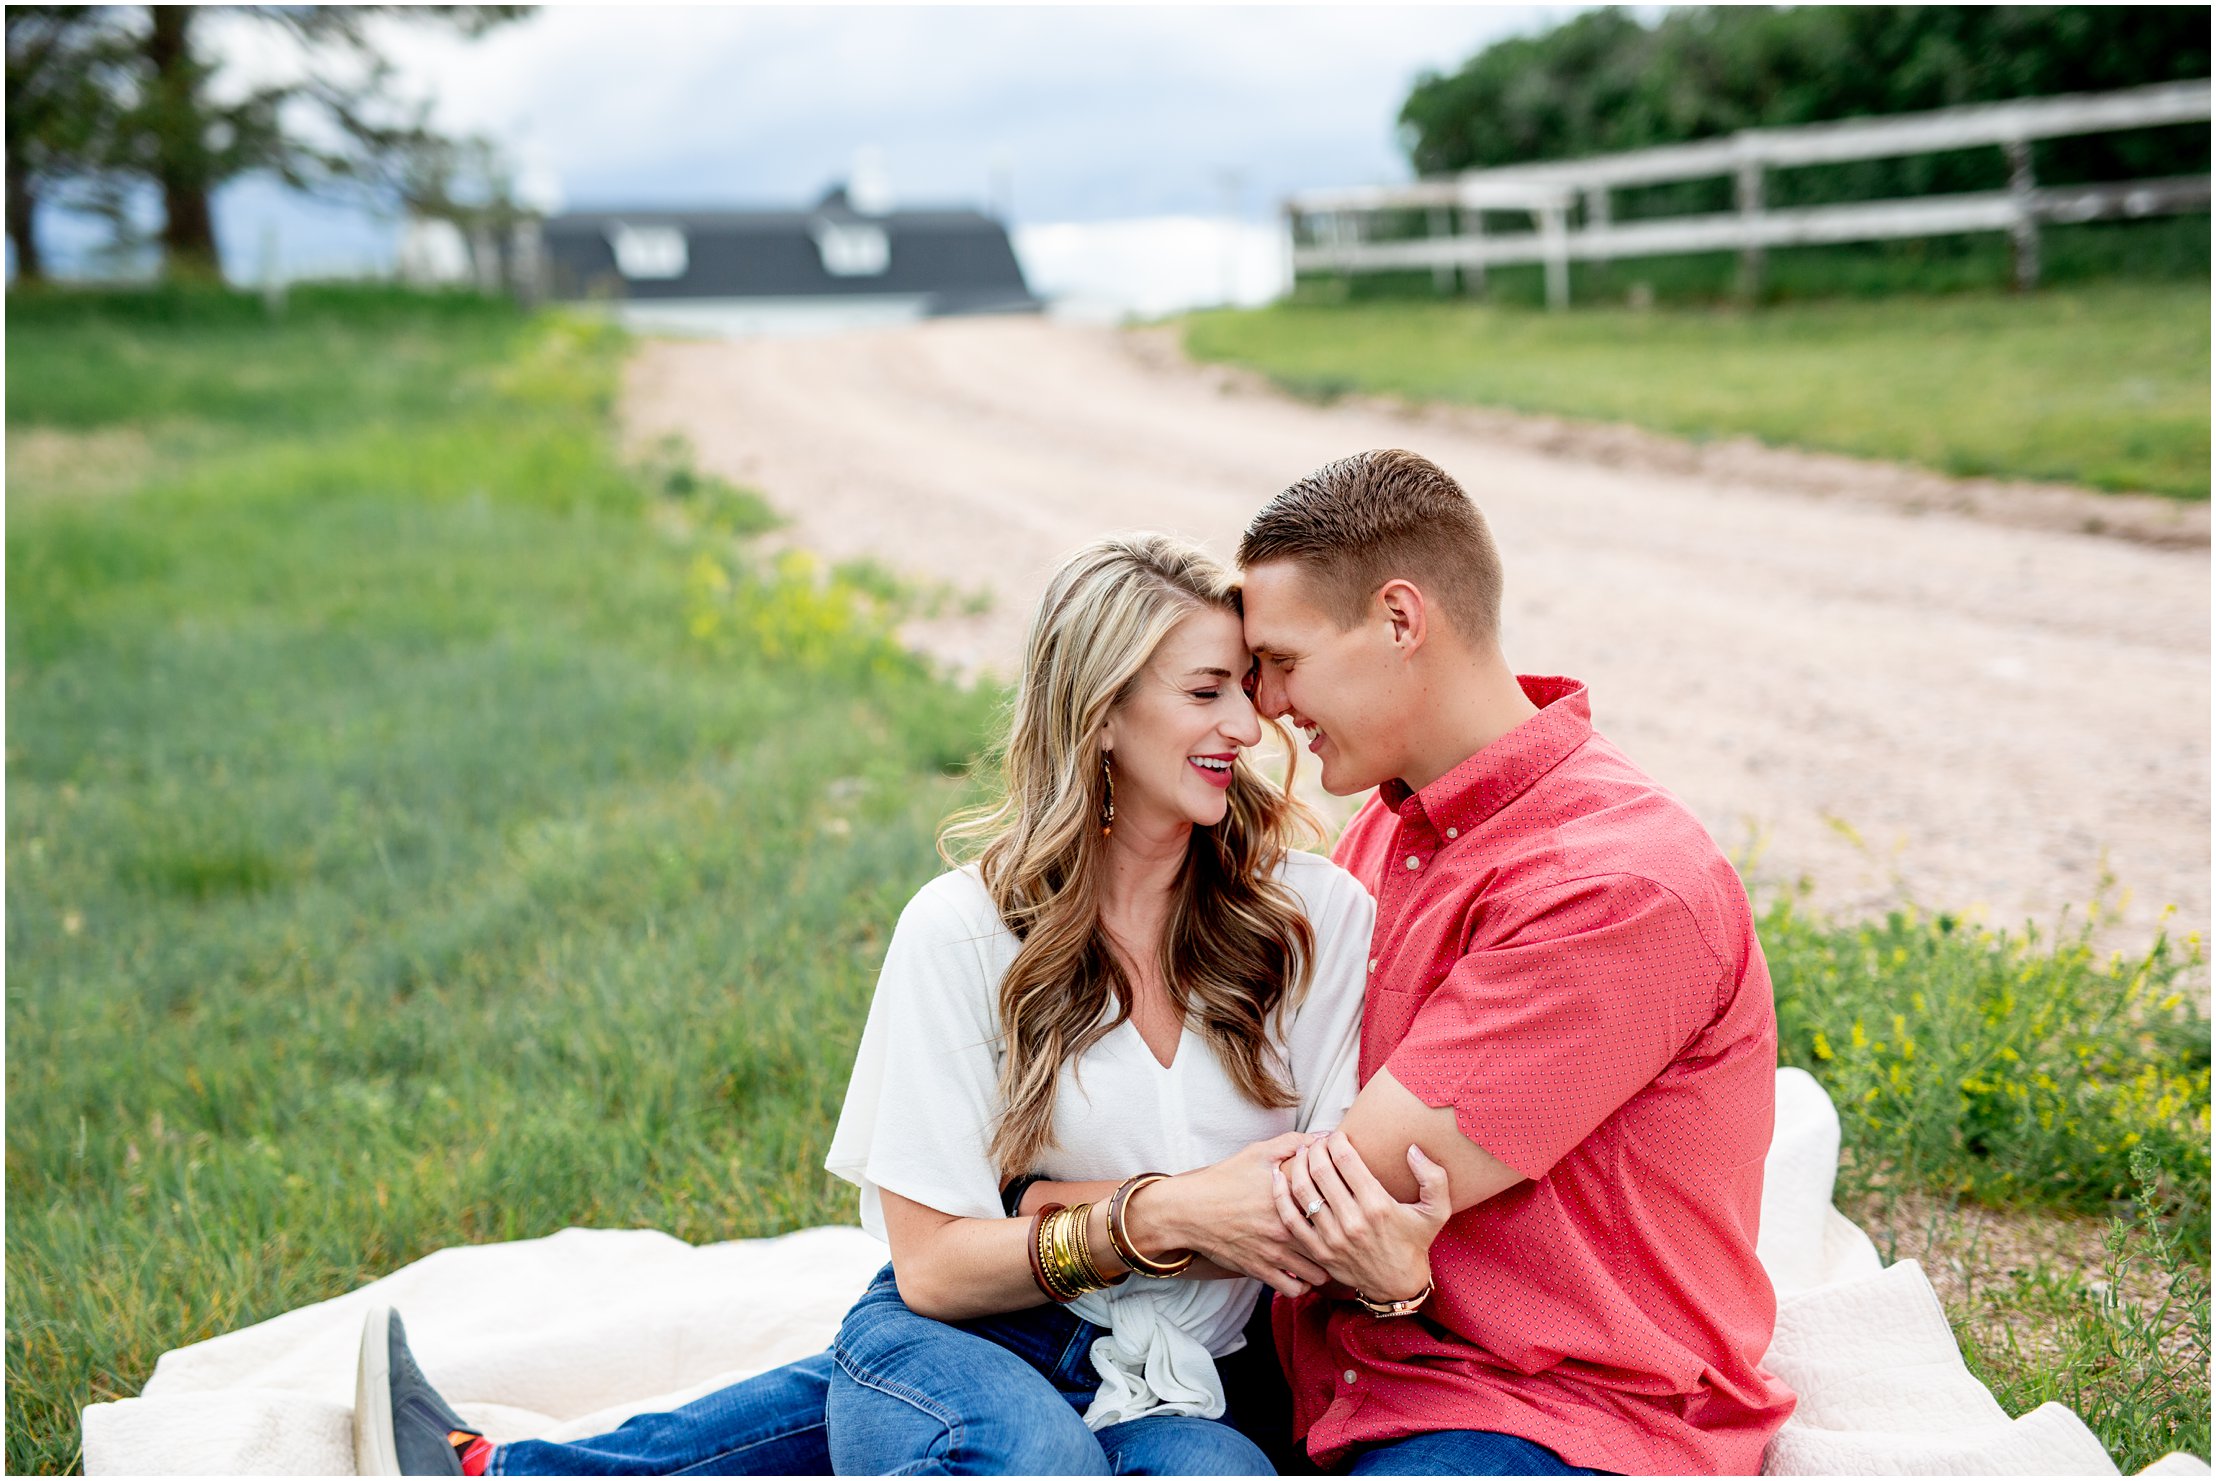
top-left (34, 4), bottom-right (1589, 279)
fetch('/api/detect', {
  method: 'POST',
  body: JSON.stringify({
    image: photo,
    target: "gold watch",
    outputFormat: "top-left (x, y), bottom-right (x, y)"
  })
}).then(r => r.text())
top-left (1353, 1279), bottom-right (1433, 1318)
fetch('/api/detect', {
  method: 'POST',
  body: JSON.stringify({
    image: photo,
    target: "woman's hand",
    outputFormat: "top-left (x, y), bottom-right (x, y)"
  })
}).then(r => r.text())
top-left (1124, 1133), bottom-right (1333, 1299)
top-left (1273, 1131), bottom-right (1451, 1302)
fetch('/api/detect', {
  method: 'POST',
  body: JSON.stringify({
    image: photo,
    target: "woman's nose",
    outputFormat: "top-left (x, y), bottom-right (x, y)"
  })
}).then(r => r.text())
top-left (1226, 693), bottom-right (1264, 749)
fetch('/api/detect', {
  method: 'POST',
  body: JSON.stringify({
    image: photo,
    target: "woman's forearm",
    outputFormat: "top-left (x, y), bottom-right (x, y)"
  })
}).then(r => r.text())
top-left (889, 1210), bottom-right (1057, 1320)
top-left (885, 1188), bottom-right (1137, 1320)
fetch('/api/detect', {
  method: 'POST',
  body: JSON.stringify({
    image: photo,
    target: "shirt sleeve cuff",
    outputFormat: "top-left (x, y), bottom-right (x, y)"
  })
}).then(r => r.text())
top-left (1384, 1046), bottom-right (1556, 1184)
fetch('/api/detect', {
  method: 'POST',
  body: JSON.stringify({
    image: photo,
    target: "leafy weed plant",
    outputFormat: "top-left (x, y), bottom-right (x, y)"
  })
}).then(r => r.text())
top-left (1958, 1150), bottom-right (2212, 1470)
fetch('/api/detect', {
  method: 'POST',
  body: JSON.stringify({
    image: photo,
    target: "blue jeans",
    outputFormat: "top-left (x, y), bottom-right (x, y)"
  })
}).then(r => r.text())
top-left (828, 1264), bottom-right (1272, 1476)
top-left (1348, 1430), bottom-right (1598, 1476)
top-left (491, 1265), bottom-right (1271, 1475)
top-left (490, 1352), bottom-right (835, 1475)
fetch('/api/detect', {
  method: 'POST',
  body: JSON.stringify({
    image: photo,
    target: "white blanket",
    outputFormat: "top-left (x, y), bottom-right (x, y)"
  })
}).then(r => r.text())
top-left (80, 1069), bottom-right (2208, 1476)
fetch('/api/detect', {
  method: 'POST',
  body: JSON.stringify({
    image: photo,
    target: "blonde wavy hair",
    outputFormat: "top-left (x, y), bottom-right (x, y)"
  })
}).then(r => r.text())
top-left (940, 533), bottom-right (1323, 1181)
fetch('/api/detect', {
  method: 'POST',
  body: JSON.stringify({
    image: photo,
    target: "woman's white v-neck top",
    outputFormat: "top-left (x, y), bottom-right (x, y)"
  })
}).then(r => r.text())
top-left (825, 850), bottom-right (1376, 1429)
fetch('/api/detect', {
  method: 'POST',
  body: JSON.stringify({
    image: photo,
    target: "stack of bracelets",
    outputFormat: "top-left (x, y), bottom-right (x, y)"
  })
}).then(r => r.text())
top-left (1027, 1171), bottom-right (1195, 1303)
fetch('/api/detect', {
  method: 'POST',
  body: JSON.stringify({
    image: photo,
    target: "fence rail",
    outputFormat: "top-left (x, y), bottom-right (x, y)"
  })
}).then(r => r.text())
top-left (1287, 79), bottom-right (2213, 307)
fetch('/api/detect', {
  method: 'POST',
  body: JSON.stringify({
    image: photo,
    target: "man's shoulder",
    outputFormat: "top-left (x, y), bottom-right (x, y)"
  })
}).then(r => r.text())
top-left (1506, 734), bottom-right (1754, 958)
top-left (1542, 734), bottom-right (1736, 876)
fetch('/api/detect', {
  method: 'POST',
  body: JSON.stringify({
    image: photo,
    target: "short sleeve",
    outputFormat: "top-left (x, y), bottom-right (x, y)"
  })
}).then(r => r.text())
top-left (824, 875), bottom-right (1008, 1237)
top-left (1385, 874), bottom-right (1723, 1181)
top-left (1280, 855), bottom-right (1375, 1132)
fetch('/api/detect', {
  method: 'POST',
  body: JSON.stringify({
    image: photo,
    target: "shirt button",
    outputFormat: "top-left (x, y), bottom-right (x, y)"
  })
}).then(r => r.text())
top-left (1343, 1369), bottom-right (1358, 1385)
top-left (1445, 827), bottom-right (1458, 840)
top-left (1405, 855), bottom-right (1420, 871)
top-left (1368, 959), bottom-right (1377, 972)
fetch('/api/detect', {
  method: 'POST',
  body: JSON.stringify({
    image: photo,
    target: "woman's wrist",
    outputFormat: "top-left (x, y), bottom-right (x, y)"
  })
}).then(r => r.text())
top-left (1120, 1170), bottom-right (1196, 1259)
top-left (1086, 1202), bottom-right (1130, 1280)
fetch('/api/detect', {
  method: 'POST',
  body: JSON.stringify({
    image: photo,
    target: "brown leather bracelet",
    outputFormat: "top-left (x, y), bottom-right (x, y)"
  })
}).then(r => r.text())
top-left (1106, 1172), bottom-right (1195, 1278)
top-left (1029, 1203), bottom-right (1075, 1303)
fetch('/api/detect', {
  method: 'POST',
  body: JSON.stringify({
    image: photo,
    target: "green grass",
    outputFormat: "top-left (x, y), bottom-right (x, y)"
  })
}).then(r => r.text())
top-left (1298, 216), bottom-right (2214, 310)
top-left (5, 284), bottom-right (2206, 1474)
top-left (1943, 1153), bottom-right (2212, 1471)
top-left (1183, 280), bottom-right (2212, 499)
top-left (4, 287), bottom-right (998, 1474)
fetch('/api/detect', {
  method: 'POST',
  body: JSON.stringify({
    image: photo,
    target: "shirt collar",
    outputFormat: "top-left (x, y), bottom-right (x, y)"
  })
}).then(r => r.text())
top-left (1379, 676), bottom-right (1592, 835)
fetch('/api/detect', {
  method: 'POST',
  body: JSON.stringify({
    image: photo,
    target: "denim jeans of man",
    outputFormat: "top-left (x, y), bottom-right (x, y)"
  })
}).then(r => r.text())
top-left (1346, 1430), bottom-right (1598, 1476)
top-left (489, 1264), bottom-right (1275, 1475)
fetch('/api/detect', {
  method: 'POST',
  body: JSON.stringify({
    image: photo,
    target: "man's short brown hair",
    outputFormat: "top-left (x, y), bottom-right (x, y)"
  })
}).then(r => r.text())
top-left (1237, 449), bottom-right (1503, 643)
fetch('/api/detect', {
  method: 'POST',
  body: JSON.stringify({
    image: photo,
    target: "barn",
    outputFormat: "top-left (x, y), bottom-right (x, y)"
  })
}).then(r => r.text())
top-left (540, 186), bottom-right (1039, 331)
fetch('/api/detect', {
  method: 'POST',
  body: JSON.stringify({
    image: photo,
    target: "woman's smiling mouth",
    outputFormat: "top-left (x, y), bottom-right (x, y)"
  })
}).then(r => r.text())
top-left (1187, 754), bottom-right (1235, 788)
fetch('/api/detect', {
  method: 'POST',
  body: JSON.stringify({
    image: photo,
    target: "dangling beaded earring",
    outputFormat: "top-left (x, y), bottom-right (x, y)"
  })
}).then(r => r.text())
top-left (1100, 752), bottom-right (1116, 837)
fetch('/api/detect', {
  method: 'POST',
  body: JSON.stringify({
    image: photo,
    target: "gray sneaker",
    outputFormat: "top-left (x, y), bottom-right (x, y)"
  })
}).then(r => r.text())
top-left (353, 1306), bottom-right (470, 1476)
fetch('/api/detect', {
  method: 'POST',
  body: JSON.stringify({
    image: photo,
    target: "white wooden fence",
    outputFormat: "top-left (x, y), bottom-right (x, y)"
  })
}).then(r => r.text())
top-left (1287, 78), bottom-right (2212, 308)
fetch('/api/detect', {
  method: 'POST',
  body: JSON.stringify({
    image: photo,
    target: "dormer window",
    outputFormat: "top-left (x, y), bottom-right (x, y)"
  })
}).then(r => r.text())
top-left (608, 223), bottom-right (687, 280)
top-left (812, 220), bottom-right (890, 277)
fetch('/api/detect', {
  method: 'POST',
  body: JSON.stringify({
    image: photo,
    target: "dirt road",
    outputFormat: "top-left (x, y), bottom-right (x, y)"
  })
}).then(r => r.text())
top-left (624, 317), bottom-right (2210, 950)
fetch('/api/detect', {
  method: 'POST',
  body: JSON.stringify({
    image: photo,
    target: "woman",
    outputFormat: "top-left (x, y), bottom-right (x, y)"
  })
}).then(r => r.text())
top-left (354, 533), bottom-right (1438, 1476)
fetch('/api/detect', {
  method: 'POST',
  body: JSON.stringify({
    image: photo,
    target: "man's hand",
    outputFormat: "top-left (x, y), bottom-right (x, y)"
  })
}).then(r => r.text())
top-left (1127, 1133), bottom-right (1333, 1299)
top-left (1273, 1130), bottom-right (1451, 1302)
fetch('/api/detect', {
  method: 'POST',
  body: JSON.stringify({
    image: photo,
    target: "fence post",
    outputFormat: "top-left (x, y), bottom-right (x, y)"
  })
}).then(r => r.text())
top-left (1585, 185), bottom-right (1611, 267)
top-left (1735, 149), bottom-right (1766, 305)
top-left (1539, 203), bottom-right (1570, 310)
top-left (2005, 138), bottom-right (2041, 291)
top-left (1463, 208), bottom-right (1487, 298)
top-left (1429, 206), bottom-right (1455, 294)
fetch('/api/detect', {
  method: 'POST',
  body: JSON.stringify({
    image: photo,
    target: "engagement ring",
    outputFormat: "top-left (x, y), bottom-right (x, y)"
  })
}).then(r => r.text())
top-left (1304, 1196), bottom-right (1325, 1218)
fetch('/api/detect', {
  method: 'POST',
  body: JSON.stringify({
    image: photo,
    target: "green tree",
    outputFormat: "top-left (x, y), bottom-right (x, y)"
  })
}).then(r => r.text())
top-left (5, 8), bottom-right (134, 281)
top-left (12, 5), bottom-right (530, 280)
top-left (1401, 6), bottom-right (2211, 194)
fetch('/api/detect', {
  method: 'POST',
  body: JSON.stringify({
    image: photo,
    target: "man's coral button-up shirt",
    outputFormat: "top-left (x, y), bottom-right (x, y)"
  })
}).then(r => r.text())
top-left (1276, 675), bottom-right (1795, 1475)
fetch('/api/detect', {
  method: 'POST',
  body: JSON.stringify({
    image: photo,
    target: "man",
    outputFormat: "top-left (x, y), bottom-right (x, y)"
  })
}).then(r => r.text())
top-left (1222, 448), bottom-right (1793, 1475)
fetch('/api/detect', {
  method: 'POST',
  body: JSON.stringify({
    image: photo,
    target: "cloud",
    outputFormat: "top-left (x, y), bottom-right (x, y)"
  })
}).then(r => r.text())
top-left (362, 5), bottom-right (1579, 220)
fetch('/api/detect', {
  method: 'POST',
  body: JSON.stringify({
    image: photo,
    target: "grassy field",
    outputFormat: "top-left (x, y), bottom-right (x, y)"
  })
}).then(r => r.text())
top-left (4, 286), bottom-right (997, 1473)
top-left (1183, 280), bottom-right (2212, 499)
top-left (6, 287), bottom-right (2207, 1473)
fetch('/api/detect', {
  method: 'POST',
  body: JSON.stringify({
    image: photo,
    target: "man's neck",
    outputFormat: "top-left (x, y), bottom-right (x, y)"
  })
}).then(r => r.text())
top-left (1397, 651), bottom-right (1540, 795)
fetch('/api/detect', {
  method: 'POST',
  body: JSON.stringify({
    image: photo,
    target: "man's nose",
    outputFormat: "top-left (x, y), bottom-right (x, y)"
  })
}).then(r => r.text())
top-left (1250, 665), bottom-right (1289, 720)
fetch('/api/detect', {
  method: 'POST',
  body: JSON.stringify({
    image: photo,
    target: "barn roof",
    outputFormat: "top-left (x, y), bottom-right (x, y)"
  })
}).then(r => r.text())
top-left (542, 188), bottom-right (1038, 314)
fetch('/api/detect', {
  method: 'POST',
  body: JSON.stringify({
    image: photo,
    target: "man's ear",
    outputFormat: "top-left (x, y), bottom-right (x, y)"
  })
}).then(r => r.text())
top-left (1377, 579), bottom-right (1427, 654)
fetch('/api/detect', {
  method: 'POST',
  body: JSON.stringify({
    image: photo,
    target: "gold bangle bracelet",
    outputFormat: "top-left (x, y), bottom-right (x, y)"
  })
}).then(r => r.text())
top-left (1031, 1203), bottom-right (1075, 1303)
top-left (1047, 1203), bottom-right (1113, 1298)
top-left (1069, 1200), bottom-right (1126, 1289)
top-left (1107, 1172), bottom-right (1195, 1278)
top-left (1044, 1205), bottom-right (1091, 1300)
